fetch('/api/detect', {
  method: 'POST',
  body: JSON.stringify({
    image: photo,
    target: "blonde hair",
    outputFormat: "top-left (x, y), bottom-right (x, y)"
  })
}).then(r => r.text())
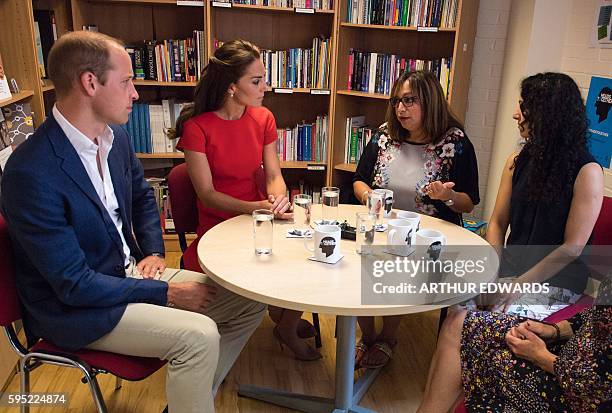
top-left (48, 31), bottom-right (124, 98)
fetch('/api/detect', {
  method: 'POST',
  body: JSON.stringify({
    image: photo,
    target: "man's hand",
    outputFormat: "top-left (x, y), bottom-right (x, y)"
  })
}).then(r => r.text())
top-left (425, 181), bottom-right (455, 201)
top-left (137, 255), bottom-right (166, 279)
top-left (167, 282), bottom-right (218, 312)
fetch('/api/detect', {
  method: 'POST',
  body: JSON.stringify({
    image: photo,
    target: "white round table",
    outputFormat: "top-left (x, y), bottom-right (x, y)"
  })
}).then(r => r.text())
top-left (198, 204), bottom-right (495, 413)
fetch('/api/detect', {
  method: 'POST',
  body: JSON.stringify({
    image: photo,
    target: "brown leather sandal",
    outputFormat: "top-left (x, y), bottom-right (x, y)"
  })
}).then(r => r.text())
top-left (360, 340), bottom-right (396, 369)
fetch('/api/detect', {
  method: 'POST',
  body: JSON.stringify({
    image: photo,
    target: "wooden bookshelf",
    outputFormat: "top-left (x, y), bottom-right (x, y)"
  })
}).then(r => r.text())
top-left (0, 90), bottom-right (36, 108)
top-left (334, 162), bottom-right (356, 173)
top-left (0, 0), bottom-right (478, 250)
top-left (330, 0), bottom-right (479, 189)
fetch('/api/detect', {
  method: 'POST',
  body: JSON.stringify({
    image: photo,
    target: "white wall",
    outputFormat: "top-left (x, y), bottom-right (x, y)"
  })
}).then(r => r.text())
top-left (561, 0), bottom-right (612, 196)
top-left (463, 0), bottom-right (512, 219)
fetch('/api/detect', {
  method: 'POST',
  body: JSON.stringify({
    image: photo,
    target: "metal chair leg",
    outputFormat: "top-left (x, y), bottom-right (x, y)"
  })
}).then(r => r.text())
top-left (19, 360), bottom-right (31, 413)
top-left (80, 369), bottom-right (108, 413)
top-left (115, 376), bottom-right (123, 390)
top-left (312, 313), bottom-right (322, 348)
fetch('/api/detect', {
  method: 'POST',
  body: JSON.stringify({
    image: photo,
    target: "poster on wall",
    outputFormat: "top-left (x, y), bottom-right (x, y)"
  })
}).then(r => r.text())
top-left (586, 76), bottom-right (612, 169)
top-left (593, 0), bottom-right (612, 48)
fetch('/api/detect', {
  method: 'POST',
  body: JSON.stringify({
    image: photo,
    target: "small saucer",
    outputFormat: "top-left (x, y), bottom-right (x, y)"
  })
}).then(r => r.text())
top-left (383, 246), bottom-right (415, 257)
top-left (375, 223), bottom-right (388, 232)
top-left (307, 254), bottom-right (344, 264)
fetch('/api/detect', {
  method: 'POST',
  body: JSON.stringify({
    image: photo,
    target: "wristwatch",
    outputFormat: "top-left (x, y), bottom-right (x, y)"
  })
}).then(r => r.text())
top-left (151, 252), bottom-right (165, 258)
top-left (444, 191), bottom-right (455, 207)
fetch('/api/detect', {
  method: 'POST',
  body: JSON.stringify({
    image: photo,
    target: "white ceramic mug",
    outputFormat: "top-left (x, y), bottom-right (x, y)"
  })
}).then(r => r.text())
top-left (395, 210), bottom-right (421, 232)
top-left (415, 229), bottom-right (446, 261)
top-left (304, 224), bottom-right (342, 263)
top-left (373, 188), bottom-right (394, 218)
top-left (387, 218), bottom-right (417, 256)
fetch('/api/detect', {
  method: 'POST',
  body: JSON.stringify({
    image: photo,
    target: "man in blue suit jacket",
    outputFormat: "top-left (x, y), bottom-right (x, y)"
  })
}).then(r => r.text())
top-left (1, 31), bottom-right (265, 413)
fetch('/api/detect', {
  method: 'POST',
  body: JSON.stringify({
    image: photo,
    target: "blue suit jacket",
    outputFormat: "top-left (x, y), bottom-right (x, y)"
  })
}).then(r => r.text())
top-left (1, 114), bottom-right (168, 351)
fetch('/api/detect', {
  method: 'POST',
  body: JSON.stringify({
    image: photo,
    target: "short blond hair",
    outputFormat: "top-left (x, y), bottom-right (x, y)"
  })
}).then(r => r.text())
top-left (48, 31), bottom-right (124, 98)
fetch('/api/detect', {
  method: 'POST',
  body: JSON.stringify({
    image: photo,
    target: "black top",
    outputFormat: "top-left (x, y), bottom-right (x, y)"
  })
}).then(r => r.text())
top-left (353, 126), bottom-right (479, 226)
top-left (505, 148), bottom-right (597, 293)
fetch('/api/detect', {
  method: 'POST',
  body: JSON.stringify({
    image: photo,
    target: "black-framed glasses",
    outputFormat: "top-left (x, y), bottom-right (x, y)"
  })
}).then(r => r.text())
top-left (390, 95), bottom-right (419, 108)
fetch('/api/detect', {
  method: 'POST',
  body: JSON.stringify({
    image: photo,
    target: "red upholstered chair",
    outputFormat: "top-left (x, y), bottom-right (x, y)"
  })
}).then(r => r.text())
top-left (167, 162), bottom-right (199, 268)
top-left (453, 196), bottom-right (611, 413)
top-left (0, 215), bottom-right (166, 413)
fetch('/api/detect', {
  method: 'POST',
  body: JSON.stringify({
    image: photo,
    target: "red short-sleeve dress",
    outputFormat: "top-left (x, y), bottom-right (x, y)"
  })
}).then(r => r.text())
top-left (176, 106), bottom-right (278, 271)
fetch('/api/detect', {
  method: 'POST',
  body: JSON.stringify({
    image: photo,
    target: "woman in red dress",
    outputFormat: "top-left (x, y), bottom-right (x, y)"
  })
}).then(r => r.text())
top-left (171, 39), bottom-right (320, 360)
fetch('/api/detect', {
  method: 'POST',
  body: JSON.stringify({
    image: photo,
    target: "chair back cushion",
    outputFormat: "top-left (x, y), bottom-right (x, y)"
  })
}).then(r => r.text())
top-left (592, 196), bottom-right (612, 246)
top-left (167, 163), bottom-right (199, 234)
top-left (0, 214), bottom-right (22, 325)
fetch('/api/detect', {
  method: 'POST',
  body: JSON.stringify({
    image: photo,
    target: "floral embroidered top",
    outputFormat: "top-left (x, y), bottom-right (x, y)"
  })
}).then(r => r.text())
top-left (353, 124), bottom-right (479, 225)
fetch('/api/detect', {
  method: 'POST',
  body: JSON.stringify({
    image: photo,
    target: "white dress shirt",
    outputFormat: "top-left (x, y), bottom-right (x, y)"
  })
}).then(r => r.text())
top-left (53, 105), bottom-right (131, 265)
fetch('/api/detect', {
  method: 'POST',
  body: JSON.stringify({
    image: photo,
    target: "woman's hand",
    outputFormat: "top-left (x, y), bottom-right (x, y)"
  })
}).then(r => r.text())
top-left (506, 323), bottom-right (557, 373)
top-left (521, 320), bottom-right (557, 342)
top-left (268, 194), bottom-right (293, 220)
top-left (425, 181), bottom-right (455, 201)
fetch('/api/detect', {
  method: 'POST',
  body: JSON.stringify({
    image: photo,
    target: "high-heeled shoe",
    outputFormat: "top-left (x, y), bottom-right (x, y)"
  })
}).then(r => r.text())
top-left (297, 319), bottom-right (317, 339)
top-left (273, 326), bottom-right (322, 361)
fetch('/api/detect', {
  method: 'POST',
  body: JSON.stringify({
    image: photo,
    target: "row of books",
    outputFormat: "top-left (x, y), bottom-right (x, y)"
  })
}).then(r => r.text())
top-left (125, 101), bottom-right (187, 154)
top-left (343, 115), bottom-right (374, 164)
top-left (126, 31), bottom-right (206, 83)
top-left (276, 114), bottom-right (329, 162)
top-left (287, 182), bottom-right (324, 204)
top-left (346, 0), bottom-right (459, 28)
top-left (223, 0), bottom-right (333, 9)
top-left (260, 36), bottom-right (332, 89)
top-left (348, 50), bottom-right (452, 96)
top-left (146, 178), bottom-right (175, 234)
top-left (33, 9), bottom-right (58, 78)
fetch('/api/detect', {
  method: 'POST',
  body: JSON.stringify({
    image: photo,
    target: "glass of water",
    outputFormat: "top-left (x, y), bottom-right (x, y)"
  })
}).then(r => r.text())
top-left (356, 212), bottom-right (376, 254)
top-left (367, 191), bottom-right (384, 223)
top-left (293, 194), bottom-right (312, 235)
top-left (321, 186), bottom-right (339, 224)
top-left (253, 209), bottom-right (274, 255)
top-left (374, 188), bottom-right (394, 219)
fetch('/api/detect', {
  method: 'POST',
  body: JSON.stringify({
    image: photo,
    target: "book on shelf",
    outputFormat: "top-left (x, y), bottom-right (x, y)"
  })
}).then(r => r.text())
top-left (276, 114), bottom-right (328, 162)
top-left (82, 25), bottom-right (99, 31)
top-left (344, 115), bottom-right (374, 164)
top-left (346, 0), bottom-right (458, 28)
top-left (287, 182), bottom-right (322, 204)
top-left (0, 103), bottom-right (35, 173)
top-left (33, 9), bottom-right (58, 79)
top-left (146, 177), bottom-right (176, 234)
top-left (256, 36), bottom-right (332, 89)
top-left (126, 32), bottom-right (205, 83)
top-left (124, 100), bottom-right (186, 154)
top-left (0, 51), bottom-right (11, 101)
top-left (216, 0), bottom-right (333, 9)
top-left (348, 49), bottom-right (452, 96)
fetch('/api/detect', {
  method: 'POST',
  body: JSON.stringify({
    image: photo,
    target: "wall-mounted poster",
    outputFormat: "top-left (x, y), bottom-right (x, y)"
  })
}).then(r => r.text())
top-left (586, 76), bottom-right (612, 169)
top-left (593, 0), bottom-right (612, 48)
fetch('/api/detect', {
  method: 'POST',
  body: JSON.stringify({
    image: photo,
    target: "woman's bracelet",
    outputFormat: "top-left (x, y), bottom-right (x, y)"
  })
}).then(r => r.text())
top-left (550, 323), bottom-right (561, 342)
top-left (361, 190), bottom-right (370, 205)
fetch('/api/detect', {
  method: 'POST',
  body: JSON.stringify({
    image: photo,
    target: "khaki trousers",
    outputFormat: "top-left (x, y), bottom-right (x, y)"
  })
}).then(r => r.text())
top-left (86, 268), bottom-right (266, 413)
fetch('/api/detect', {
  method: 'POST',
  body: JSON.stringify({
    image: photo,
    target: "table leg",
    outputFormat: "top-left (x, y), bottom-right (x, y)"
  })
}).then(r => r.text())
top-left (237, 315), bottom-right (380, 413)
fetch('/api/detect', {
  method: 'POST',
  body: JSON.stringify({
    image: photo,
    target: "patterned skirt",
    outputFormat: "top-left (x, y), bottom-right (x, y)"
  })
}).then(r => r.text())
top-left (460, 311), bottom-right (570, 413)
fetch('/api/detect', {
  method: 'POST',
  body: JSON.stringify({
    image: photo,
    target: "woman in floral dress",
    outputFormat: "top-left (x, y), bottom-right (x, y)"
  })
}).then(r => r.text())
top-left (352, 70), bottom-right (480, 368)
top-left (416, 277), bottom-right (611, 413)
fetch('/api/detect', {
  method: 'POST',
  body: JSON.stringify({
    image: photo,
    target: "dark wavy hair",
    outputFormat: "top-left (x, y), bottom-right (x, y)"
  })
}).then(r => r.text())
top-left (168, 39), bottom-right (260, 139)
top-left (515, 72), bottom-right (588, 203)
top-left (385, 70), bottom-right (463, 145)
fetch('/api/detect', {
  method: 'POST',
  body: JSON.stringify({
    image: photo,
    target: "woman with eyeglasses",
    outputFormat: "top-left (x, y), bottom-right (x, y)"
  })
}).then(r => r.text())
top-left (352, 70), bottom-right (480, 369)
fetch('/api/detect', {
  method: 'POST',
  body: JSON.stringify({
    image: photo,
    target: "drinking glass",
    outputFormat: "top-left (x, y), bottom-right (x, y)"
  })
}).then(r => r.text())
top-left (293, 194), bottom-right (312, 235)
top-left (253, 209), bottom-right (274, 255)
top-left (321, 186), bottom-right (339, 224)
top-left (356, 212), bottom-right (376, 254)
